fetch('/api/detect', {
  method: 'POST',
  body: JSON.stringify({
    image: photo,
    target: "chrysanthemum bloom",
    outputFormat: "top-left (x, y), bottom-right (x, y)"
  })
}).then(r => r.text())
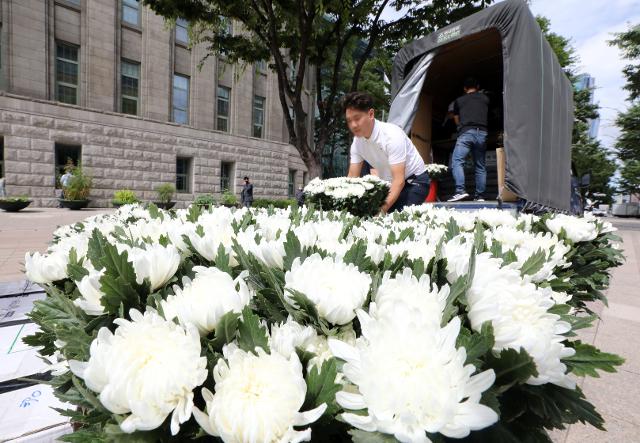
top-left (329, 306), bottom-right (497, 443)
top-left (467, 254), bottom-right (576, 388)
top-left (284, 253), bottom-right (371, 325)
top-left (69, 309), bottom-right (207, 435)
top-left (162, 266), bottom-right (252, 336)
top-left (24, 251), bottom-right (68, 284)
top-left (193, 344), bottom-right (327, 443)
top-left (545, 214), bottom-right (598, 243)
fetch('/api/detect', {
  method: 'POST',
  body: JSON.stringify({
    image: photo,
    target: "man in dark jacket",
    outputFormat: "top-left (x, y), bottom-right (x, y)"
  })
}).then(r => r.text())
top-left (295, 186), bottom-right (305, 207)
top-left (241, 176), bottom-right (254, 208)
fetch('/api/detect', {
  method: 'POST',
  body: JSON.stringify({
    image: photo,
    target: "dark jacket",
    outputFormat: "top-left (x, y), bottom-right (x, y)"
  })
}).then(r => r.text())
top-left (241, 183), bottom-right (254, 202)
top-left (295, 189), bottom-right (305, 206)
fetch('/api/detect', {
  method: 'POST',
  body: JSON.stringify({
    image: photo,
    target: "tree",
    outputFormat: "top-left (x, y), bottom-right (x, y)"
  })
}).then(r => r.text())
top-left (610, 24), bottom-right (640, 101)
top-left (611, 24), bottom-right (640, 199)
top-left (537, 16), bottom-right (617, 203)
top-left (618, 159), bottom-right (640, 196)
top-left (143, 0), bottom-right (494, 178)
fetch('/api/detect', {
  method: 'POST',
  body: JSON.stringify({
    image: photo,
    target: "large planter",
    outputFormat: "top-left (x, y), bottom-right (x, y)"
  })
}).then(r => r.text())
top-left (153, 201), bottom-right (176, 210)
top-left (60, 199), bottom-right (90, 210)
top-left (0, 200), bottom-right (32, 212)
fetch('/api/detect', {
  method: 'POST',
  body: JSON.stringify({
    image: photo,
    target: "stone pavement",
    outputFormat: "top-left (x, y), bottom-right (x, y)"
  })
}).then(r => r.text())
top-left (0, 208), bottom-right (113, 282)
top-left (1, 210), bottom-right (639, 441)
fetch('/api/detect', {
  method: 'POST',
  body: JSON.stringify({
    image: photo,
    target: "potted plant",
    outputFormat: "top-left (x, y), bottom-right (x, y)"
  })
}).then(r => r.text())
top-left (154, 183), bottom-right (176, 210)
top-left (112, 189), bottom-right (140, 208)
top-left (193, 194), bottom-right (216, 210)
top-left (0, 196), bottom-right (32, 212)
top-left (60, 166), bottom-right (92, 210)
top-left (220, 189), bottom-right (238, 208)
top-left (424, 164), bottom-right (448, 203)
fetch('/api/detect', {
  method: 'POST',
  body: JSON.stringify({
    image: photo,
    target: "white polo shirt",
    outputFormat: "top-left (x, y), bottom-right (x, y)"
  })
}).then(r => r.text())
top-left (350, 120), bottom-right (427, 182)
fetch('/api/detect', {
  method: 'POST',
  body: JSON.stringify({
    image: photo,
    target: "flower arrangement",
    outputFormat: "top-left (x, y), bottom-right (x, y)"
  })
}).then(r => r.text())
top-left (23, 204), bottom-right (624, 442)
top-left (303, 175), bottom-right (390, 217)
top-left (425, 163), bottom-right (449, 180)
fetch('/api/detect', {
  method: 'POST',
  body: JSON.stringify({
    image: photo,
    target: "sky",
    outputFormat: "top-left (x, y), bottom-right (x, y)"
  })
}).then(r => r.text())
top-left (527, 0), bottom-right (640, 152)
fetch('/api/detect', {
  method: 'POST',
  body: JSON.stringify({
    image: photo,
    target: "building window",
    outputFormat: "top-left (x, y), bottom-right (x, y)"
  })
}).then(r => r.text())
top-left (302, 171), bottom-right (308, 186)
top-left (55, 42), bottom-right (79, 105)
top-left (121, 60), bottom-right (139, 115)
top-left (0, 138), bottom-right (4, 178)
top-left (176, 157), bottom-right (192, 193)
top-left (217, 86), bottom-right (230, 132)
top-left (252, 95), bottom-right (265, 138)
top-left (122, 0), bottom-right (140, 26)
top-left (288, 169), bottom-right (296, 198)
top-left (172, 74), bottom-right (190, 124)
top-left (176, 18), bottom-right (189, 44)
top-left (256, 60), bottom-right (267, 73)
top-left (55, 144), bottom-right (81, 188)
top-left (220, 161), bottom-right (234, 192)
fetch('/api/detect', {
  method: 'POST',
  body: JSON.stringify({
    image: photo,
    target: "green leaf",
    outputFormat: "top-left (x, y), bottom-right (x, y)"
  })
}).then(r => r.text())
top-left (444, 217), bottom-right (460, 240)
top-left (99, 275), bottom-right (140, 315)
top-left (186, 203), bottom-right (201, 223)
top-left (486, 348), bottom-right (538, 389)
top-left (67, 247), bottom-right (89, 282)
top-left (456, 322), bottom-right (495, 367)
top-left (349, 429), bottom-right (398, 443)
top-left (502, 250), bottom-right (518, 266)
top-left (304, 358), bottom-right (342, 417)
top-left (237, 306), bottom-right (269, 355)
top-left (211, 311), bottom-right (240, 350)
top-left (564, 341), bottom-right (625, 377)
top-left (283, 229), bottom-right (303, 270)
top-left (474, 221), bottom-right (486, 253)
top-left (520, 249), bottom-right (547, 277)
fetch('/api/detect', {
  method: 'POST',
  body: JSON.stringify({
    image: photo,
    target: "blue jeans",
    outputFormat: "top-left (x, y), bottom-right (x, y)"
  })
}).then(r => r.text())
top-left (451, 129), bottom-right (487, 198)
top-left (389, 171), bottom-right (430, 213)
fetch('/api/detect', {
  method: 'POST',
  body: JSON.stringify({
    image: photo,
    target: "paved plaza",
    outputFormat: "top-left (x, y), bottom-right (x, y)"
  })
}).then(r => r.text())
top-left (1, 209), bottom-right (639, 441)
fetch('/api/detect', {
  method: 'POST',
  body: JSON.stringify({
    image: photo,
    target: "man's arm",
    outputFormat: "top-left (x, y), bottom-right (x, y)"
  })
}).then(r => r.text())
top-left (347, 161), bottom-right (363, 178)
top-left (381, 162), bottom-right (405, 213)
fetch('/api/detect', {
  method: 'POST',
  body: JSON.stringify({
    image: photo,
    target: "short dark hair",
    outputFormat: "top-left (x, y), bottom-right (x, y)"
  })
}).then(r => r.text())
top-left (342, 92), bottom-right (374, 113)
top-left (464, 77), bottom-right (480, 89)
top-left (243, 176), bottom-right (249, 180)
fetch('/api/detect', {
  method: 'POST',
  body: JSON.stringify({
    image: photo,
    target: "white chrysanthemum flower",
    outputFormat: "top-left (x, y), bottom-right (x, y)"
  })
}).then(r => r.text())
top-left (255, 213), bottom-right (291, 241)
top-left (128, 243), bottom-right (181, 291)
top-left (193, 345), bottom-right (327, 443)
top-left (475, 209), bottom-right (518, 228)
top-left (373, 268), bottom-right (448, 327)
top-left (329, 307), bottom-right (498, 442)
top-left (24, 251), bottom-right (68, 284)
top-left (443, 235), bottom-right (474, 282)
top-left (294, 220), bottom-right (348, 256)
top-left (467, 254), bottom-right (576, 389)
top-left (69, 309), bottom-right (207, 435)
top-left (161, 267), bottom-right (252, 336)
top-left (74, 268), bottom-right (106, 315)
top-left (236, 226), bottom-right (286, 269)
top-left (545, 214), bottom-right (598, 243)
top-left (186, 223), bottom-right (236, 263)
top-left (284, 253), bottom-right (371, 325)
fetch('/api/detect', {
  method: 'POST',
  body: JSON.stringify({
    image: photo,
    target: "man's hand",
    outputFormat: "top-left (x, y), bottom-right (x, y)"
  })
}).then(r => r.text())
top-left (382, 162), bottom-right (406, 213)
top-left (347, 161), bottom-right (363, 178)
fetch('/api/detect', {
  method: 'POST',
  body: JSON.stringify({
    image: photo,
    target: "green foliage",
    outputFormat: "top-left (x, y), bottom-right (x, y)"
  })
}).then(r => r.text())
top-left (0, 195), bottom-right (31, 202)
top-left (220, 189), bottom-right (238, 206)
top-left (237, 306), bottom-right (270, 354)
top-left (564, 340), bottom-right (625, 377)
top-left (65, 166), bottom-right (93, 201)
top-left (155, 183), bottom-right (175, 203)
top-left (304, 179), bottom-right (390, 217)
top-left (610, 24), bottom-right (640, 100)
top-left (252, 198), bottom-right (297, 209)
top-left (112, 189), bottom-right (140, 205)
top-left (618, 158), bottom-right (640, 195)
top-left (193, 193), bottom-right (216, 206)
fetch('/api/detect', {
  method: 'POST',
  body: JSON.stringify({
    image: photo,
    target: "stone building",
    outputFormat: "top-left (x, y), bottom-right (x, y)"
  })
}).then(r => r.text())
top-left (0, 0), bottom-right (312, 207)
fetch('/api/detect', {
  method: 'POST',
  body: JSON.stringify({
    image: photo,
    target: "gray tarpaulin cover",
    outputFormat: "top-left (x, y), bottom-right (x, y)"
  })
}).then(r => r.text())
top-left (389, 0), bottom-right (574, 212)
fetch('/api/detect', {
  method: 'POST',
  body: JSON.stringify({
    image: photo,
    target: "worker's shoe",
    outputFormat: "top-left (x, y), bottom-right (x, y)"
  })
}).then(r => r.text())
top-left (448, 193), bottom-right (470, 202)
top-left (475, 197), bottom-right (485, 202)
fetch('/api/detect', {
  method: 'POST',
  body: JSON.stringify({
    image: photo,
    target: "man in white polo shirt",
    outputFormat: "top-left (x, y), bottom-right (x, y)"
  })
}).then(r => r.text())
top-left (344, 92), bottom-right (429, 213)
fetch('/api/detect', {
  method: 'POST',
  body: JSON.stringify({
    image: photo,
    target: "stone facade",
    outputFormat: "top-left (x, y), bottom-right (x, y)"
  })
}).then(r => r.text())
top-left (0, 0), bottom-right (312, 207)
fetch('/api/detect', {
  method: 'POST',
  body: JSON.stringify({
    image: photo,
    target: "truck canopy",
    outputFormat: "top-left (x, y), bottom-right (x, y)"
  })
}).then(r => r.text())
top-left (389, 0), bottom-right (574, 212)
